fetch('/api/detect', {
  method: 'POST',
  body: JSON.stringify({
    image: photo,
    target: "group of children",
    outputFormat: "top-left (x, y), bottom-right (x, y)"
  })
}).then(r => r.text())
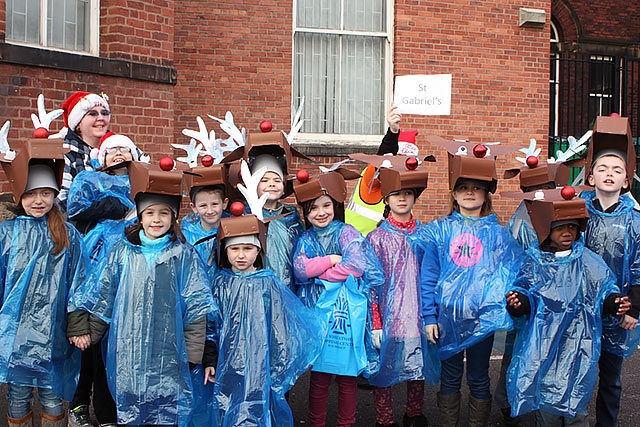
top-left (0, 94), bottom-right (638, 427)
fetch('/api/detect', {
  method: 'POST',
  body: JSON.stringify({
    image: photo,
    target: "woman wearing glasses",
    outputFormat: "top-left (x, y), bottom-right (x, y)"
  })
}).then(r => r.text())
top-left (58, 91), bottom-right (112, 209)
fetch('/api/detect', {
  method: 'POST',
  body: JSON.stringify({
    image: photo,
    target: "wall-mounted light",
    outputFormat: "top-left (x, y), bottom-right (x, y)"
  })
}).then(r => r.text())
top-left (519, 7), bottom-right (546, 28)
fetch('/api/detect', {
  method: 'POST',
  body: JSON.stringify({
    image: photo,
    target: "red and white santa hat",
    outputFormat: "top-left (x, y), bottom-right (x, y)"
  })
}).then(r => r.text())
top-left (91, 131), bottom-right (139, 166)
top-left (397, 130), bottom-right (419, 156)
top-left (61, 91), bottom-right (110, 132)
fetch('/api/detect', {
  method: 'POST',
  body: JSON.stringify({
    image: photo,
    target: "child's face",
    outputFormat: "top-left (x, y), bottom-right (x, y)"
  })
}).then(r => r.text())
top-left (548, 223), bottom-right (578, 251)
top-left (453, 180), bottom-right (487, 216)
top-left (307, 195), bottom-right (335, 228)
top-left (257, 172), bottom-right (285, 202)
top-left (21, 188), bottom-right (55, 218)
top-left (226, 244), bottom-right (260, 273)
top-left (385, 189), bottom-right (416, 217)
top-left (191, 190), bottom-right (228, 230)
top-left (588, 155), bottom-right (628, 195)
top-left (140, 204), bottom-right (173, 240)
top-left (105, 146), bottom-right (133, 167)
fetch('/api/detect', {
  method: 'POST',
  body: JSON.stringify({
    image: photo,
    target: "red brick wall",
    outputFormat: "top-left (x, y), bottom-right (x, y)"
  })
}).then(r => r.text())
top-left (561, 1), bottom-right (640, 43)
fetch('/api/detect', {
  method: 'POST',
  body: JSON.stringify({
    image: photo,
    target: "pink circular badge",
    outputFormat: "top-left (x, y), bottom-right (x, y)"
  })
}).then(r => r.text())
top-left (449, 233), bottom-right (483, 267)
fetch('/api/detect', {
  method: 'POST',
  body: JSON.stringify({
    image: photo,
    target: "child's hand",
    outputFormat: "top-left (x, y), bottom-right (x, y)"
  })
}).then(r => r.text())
top-left (616, 296), bottom-right (631, 316)
top-left (386, 106), bottom-right (401, 133)
top-left (506, 291), bottom-right (522, 309)
top-left (425, 324), bottom-right (439, 344)
top-left (204, 366), bottom-right (216, 385)
top-left (69, 334), bottom-right (91, 350)
top-left (620, 314), bottom-right (638, 331)
top-left (329, 255), bottom-right (342, 265)
top-left (371, 329), bottom-right (382, 349)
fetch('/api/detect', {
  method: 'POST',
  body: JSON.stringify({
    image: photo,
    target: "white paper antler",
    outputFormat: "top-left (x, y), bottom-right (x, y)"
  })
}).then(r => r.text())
top-left (551, 130), bottom-right (591, 163)
top-left (208, 111), bottom-right (245, 150)
top-left (236, 160), bottom-right (269, 220)
top-left (319, 159), bottom-right (353, 173)
top-left (284, 98), bottom-right (305, 144)
top-left (172, 138), bottom-right (203, 168)
top-left (31, 94), bottom-right (63, 131)
top-left (0, 121), bottom-right (15, 160)
top-left (181, 116), bottom-right (219, 164)
top-left (515, 138), bottom-right (542, 165)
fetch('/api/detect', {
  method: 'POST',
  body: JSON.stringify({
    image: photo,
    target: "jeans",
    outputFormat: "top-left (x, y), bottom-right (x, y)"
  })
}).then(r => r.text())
top-left (494, 330), bottom-right (517, 409)
top-left (440, 334), bottom-right (494, 399)
top-left (7, 384), bottom-right (64, 418)
top-left (595, 350), bottom-right (624, 427)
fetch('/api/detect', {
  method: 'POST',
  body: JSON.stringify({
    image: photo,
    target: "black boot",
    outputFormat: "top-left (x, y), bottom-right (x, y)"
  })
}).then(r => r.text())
top-left (403, 413), bottom-right (428, 427)
top-left (376, 423), bottom-right (399, 427)
top-left (500, 407), bottom-right (523, 427)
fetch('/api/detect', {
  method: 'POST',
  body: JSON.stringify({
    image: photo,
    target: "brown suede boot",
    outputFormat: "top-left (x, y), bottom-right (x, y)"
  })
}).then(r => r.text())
top-left (437, 393), bottom-right (460, 427)
top-left (8, 412), bottom-right (33, 427)
top-left (40, 412), bottom-right (66, 427)
top-left (468, 395), bottom-right (492, 427)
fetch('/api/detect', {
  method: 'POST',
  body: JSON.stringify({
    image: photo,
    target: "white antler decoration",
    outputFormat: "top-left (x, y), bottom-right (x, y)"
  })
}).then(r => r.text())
top-left (31, 94), bottom-right (63, 131)
top-left (515, 138), bottom-right (542, 165)
top-left (283, 98), bottom-right (305, 145)
top-left (0, 121), bottom-right (15, 160)
top-left (550, 130), bottom-right (591, 163)
top-left (172, 138), bottom-right (203, 168)
top-left (208, 111), bottom-right (246, 151)
top-left (236, 160), bottom-right (269, 220)
top-left (319, 159), bottom-right (352, 173)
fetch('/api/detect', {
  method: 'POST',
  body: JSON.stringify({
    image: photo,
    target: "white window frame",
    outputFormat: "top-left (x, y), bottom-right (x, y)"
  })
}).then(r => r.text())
top-left (5, 0), bottom-right (100, 56)
top-left (292, 0), bottom-right (394, 147)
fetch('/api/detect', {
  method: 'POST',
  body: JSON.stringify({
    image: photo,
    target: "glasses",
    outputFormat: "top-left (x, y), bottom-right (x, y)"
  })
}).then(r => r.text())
top-left (105, 146), bottom-right (131, 154)
top-left (86, 109), bottom-right (111, 117)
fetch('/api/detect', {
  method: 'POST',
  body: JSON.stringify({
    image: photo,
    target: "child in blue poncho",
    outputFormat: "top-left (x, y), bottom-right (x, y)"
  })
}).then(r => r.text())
top-left (0, 154), bottom-right (86, 427)
top-left (292, 169), bottom-right (384, 427)
top-left (202, 214), bottom-right (324, 427)
top-left (69, 163), bottom-right (215, 426)
top-left (505, 190), bottom-right (629, 426)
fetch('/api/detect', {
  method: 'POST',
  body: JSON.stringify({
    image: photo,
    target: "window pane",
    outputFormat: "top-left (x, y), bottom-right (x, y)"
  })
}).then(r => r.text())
top-left (341, 35), bottom-right (385, 134)
top-left (294, 32), bottom-right (339, 133)
top-left (344, 0), bottom-right (385, 32)
top-left (7, 0), bottom-right (40, 43)
top-left (47, 0), bottom-right (89, 51)
top-left (297, 0), bottom-right (340, 29)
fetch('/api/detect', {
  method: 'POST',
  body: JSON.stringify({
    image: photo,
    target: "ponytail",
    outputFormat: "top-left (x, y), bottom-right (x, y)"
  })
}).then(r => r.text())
top-left (47, 204), bottom-right (70, 254)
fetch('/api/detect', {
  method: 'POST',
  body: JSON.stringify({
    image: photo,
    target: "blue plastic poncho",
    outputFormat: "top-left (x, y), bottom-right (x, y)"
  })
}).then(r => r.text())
top-left (366, 220), bottom-right (440, 387)
top-left (66, 169), bottom-right (134, 219)
top-left (180, 212), bottom-right (220, 278)
top-left (582, 190), bottom-right (640, 357)
top-left (0, 216), bottom-right (85, 400)
top-left (506, 201), bottom-right (539, 250)
top-left (507, 241), bottom-right (619, 418)
top-left (209, 268), bottom-right (324, 427)
top-left (293, 220), bottom-right (384, 377)
top-left (262, 204), bottom-right (304, 290)
top-left (69, 235), bottom-right (216, 426)
top-left (83, 218), bottom-right (134, 267)
top-left (418, 212), bottom-right (524, 360)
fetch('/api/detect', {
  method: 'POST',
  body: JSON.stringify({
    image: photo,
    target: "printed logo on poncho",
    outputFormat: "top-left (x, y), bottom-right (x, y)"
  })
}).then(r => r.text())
top-left (450, 233), bottom-right (483, 267)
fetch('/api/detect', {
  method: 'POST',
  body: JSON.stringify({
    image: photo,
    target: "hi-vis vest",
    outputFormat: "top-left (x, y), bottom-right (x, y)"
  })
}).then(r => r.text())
top-left (345, 165), bottom-right (385, 236)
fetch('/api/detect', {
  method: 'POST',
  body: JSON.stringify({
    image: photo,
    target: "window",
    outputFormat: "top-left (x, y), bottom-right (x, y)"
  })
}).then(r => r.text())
top-left (589, 55), bottom-right (617, 118)
top-left (293, 0), bottom-right (392, 136)
top-left (6, 0), bottom-right (99, 54)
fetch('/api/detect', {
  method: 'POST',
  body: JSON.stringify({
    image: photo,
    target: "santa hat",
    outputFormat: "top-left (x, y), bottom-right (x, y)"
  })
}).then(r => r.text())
top-left (397, 131), bottom-right (419, 156)
top-left (61, 91), bottom-right (110, 132)
top-left (91, 132), bottom-right (139, 166)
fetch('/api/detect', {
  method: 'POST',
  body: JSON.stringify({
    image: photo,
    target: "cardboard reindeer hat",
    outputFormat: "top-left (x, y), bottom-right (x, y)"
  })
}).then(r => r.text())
top-left (426, 135), bottom-right (517, 193)
top-left (292, 165), bottom-right (361, 204)
top-left (584, 115), bottom-right (636, 191)
top-left (184, 164), bottom-right (226, 202)
top-left (349, 153), bottom-right (433, 198)
top-left (504, 186), bottom-right (589, 243)
top-left (128, 161), bottom-right (184, 217)
top-left (503, 136), bottom-right (590, 191)
top-left (216, 213), bottom-right (267, 269)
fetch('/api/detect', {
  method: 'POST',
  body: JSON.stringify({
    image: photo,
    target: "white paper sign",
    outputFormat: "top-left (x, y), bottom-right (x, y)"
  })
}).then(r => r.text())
top-left (393, 74), bottom-right (452, 115)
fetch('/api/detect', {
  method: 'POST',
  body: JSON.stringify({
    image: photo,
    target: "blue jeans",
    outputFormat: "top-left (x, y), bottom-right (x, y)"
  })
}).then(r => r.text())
top-left (595, 350), bottom-right (623, 427)
top-left (7, 384), bottom-right (64, 419)
top-left (440, 334), bottom-right (494, 399)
